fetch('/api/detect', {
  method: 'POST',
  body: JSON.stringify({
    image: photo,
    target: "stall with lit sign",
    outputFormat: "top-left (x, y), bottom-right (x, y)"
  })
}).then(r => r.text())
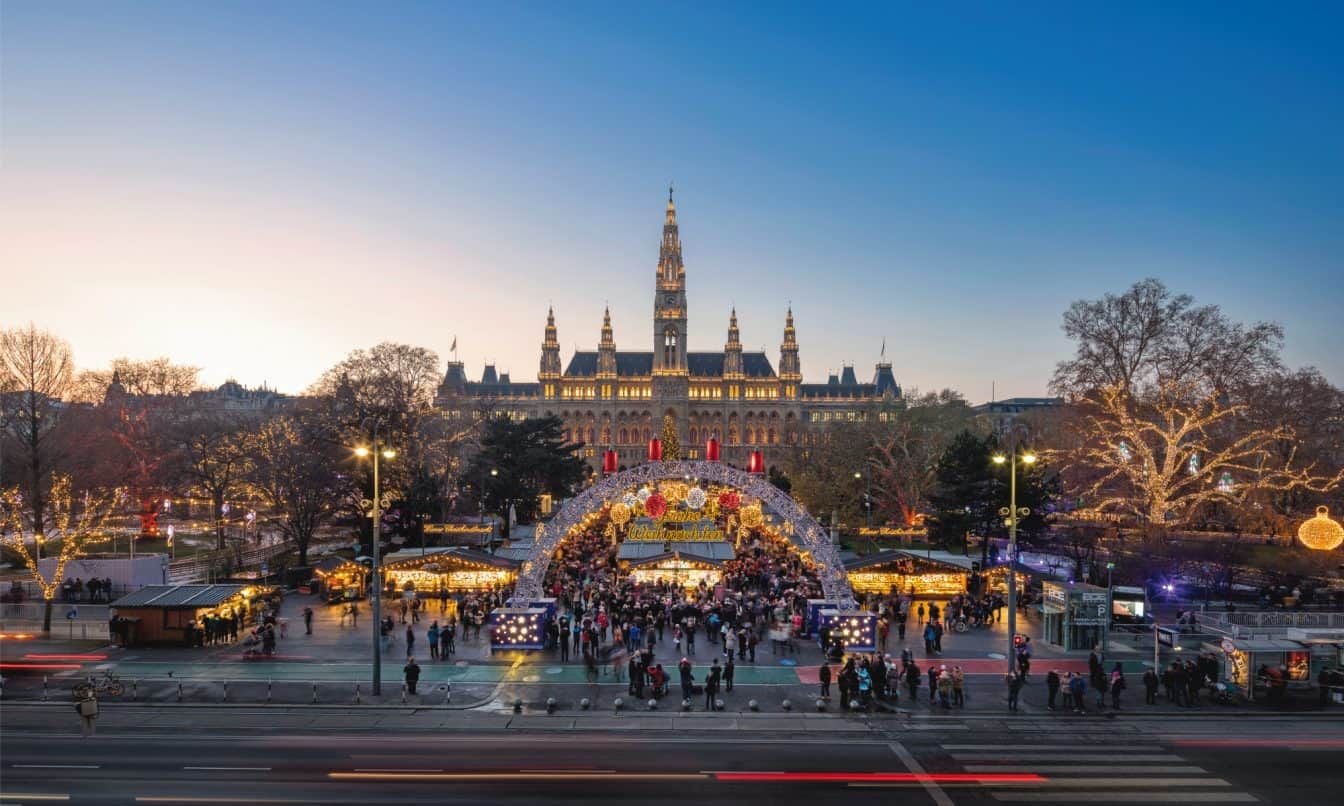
top-left (381, 547), bottom-right (519, 596)
top-left (843, 551), bottom-right (968, 596)
top-left (1039, 581), bottom-right (1109, 651)
top-left (1205, 637), bottom-right (1315, 700)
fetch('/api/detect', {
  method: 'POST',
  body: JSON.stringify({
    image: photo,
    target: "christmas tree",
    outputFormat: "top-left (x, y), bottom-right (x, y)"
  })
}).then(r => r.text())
top-left (660, 413), bottom-right (680, 460)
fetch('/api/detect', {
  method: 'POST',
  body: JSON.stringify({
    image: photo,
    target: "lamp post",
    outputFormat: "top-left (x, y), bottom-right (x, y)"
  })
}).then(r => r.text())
top-left (993, 443), bottom-right (1036, 675)
top-left (355, 431), bottom-right (396, 696)
top-left (1104, 561), bottom-right (1115, 653)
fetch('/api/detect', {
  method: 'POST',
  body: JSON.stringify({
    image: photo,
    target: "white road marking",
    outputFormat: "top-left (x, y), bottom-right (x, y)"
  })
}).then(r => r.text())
top-left (1011, 778), bottom-right (1232, 788)
top-left (182, 766), bottom-right (272, 771)
top-left (943, 744), bottom-right (1156, 751)
top-left (952, 753), bottom-right (1176, 762)
top-left (992, 793), bottom-right (1257, 803)
top-left (962, 765), bottom-right (1207, 774)
top-left (888, 741), bottom-right (953, 806)
top-left (11, 765), bottom-right (100, 769)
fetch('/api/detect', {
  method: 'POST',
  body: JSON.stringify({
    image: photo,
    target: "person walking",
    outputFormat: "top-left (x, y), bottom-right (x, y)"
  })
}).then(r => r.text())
top-left (937, 666), bottom-right (952, 709)
top-left (917, 602), bottom-right (925, 625)
top-left (441, 621), bottom-right (454, 659)
top-left (705, 659), bottom-right (722, 710)
top-left (905, 661), bottom-right (922, 702)
top-left (927, 664), bottom-right (939, 704)
top-left (1046, 669), bottom-right (1061, 710)
top-left (302, 606), bottom-right (313, 635)
top-left (679, 657), bottom-right (694, 701)
top-left (405, 625), bottom-right (416, 658)
top-left (1110, 663), bottom-right (1126, 709)
top-left (724, 656), bottom-right (736, 693)
top-left (404, 657), bottom-right (421, 695)
top-left (951, 666), bottom-right (965, 707)
top-left (819, 661), bottom-right (832, 699)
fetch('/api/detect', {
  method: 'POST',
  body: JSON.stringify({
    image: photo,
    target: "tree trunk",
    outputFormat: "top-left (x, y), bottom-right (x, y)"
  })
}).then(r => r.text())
top-left (42, 596), bottom-right (53, 634)
top-left (214, 491), bottom-right (226, 550)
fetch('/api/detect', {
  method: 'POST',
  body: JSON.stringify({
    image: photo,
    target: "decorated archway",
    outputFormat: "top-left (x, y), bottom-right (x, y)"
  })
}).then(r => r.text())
top-left (513, 460), bottom-right (857, 609)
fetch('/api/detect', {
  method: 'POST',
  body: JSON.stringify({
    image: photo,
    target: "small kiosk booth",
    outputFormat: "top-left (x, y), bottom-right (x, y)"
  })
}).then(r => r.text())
top-left (311, 556), bottom-right (368, 603)
top-left (1039, 580), bottom-right (1110, 651)
top-left (1204, 637), bottom-right (1315, 700)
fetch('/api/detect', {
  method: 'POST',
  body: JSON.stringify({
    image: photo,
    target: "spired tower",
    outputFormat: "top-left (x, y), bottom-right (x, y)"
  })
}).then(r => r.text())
top-left (539, 306), bottom-right (561, 399)
top-left (597, 305), bottom-right (617, 383)
top-left (653, 187), bottom-right (688, 385)
top-left (724, 307), bottom-right (744, 378)
top-left (779, 306), bottom-right (801, 399)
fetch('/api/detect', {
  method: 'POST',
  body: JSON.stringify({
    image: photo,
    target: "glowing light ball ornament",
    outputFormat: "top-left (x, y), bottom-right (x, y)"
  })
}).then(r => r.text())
top-left (1298, 506), bottom-right (1344, 552)
top-left (685, 487), bottom-right (707, 511)
top-left (637, 487), bottom-right (652, 505)
top-left (739, 503), bottom-right (764, 529)
top-left (622, 492), bottom-right (638, 509)
top-left (609, 503), bottom-right (632, 526)
top-left (644, 493), bottom-right (668, 519)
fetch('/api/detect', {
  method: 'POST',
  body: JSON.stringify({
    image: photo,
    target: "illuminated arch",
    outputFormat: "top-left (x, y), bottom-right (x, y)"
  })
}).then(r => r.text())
top-left (514, 460), bottom-right (856, 609)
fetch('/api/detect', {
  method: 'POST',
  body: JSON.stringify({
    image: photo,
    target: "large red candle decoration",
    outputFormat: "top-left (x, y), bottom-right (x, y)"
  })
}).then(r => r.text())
top-left (705, 438), bottom-right (721, 462)
top-left (647, 438), bottom-right (663, 462)
top-left (748, 450), bottom-right (765, 474)
top-left (602, 450), bottom-right (618, 474)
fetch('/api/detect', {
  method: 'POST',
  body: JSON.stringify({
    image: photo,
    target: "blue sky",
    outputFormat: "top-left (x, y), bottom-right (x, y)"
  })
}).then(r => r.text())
top-left (1, 2), bottom-right (1340, 398)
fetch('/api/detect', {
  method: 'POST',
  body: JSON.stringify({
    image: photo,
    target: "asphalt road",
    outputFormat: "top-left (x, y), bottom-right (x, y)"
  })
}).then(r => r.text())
top-left (3, 714), bottom-right (1341, 805)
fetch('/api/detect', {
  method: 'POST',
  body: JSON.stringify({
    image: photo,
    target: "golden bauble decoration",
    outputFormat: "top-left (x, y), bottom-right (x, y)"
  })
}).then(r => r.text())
top-left (1298, 506), bottom-right (1344, 551)
top-left (739, 504), bottom-right (764, 529)
top-left (609, 502), bottom-right (632, 526)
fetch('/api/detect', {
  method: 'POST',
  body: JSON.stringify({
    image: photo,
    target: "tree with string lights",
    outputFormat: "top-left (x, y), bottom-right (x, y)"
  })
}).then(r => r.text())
top-left (0, 475), bottom-right (123, 633)
top-left (1050, 279), bottom-right (1342, 531)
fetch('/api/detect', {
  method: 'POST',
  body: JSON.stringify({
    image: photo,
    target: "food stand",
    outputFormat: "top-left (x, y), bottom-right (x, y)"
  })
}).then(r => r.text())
top-left (1039, 581), bottom-right (1109, 651)
top-left (625, 551), bottom-right (723, 589)
top-left (843, 552), bottom-right (967, 596)
top-left (1204, 637), bottom-right (1315, 700)
top-left (311, 556), bottom-right (368, 603)
top-left (380, 547), bottom-right (519, 597)
top-left (110, 584), bottom-right (274, 647)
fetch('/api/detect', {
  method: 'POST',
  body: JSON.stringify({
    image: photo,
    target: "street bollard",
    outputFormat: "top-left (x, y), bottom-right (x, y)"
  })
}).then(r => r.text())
top-left (748, 699), bottom-right (759, 711)
top-left (178, 682), bottom-right (183, 702)
top-left (781, 699), bottom-right (792, 711)
top-left (223, 681), bottom-right (229, 702)
top-left (312, 682), bottom-right (318, 704)
top-left (444, 681), bottom-right (451, 703)
top-left (402, 684), bottom-right (408, 705)
top-left (42, 675), bottom-right (48, 702)
top-left (355, 682), bottom-right (361, 705)
top-left (266, 679), bottom-right (272, 704)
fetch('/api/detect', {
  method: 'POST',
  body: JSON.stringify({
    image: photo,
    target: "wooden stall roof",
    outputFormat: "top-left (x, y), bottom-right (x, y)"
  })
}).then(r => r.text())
top-left (618, 540), bottom-right (736, 562)
top-left (626, 550), bottom-right (727, 568)
top-left (112, 584), bottom-right (247, 608)
top-left (382, 546), bottom-right (520, 572)
top-left (313, 556), bottom-right (367, 574)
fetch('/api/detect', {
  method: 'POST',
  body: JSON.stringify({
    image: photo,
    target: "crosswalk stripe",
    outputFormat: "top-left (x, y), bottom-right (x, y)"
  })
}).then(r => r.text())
top-left (962, 765), bottom-right (1207, 774)
top-left (992, 793), bottom-right (1257, 803)
top-left (943, 745), bottom-right (1156, 751)
top-left (951, 753), bottom-right (1176, 762)
top-left (1003, 778), bottom-right (1231, 788)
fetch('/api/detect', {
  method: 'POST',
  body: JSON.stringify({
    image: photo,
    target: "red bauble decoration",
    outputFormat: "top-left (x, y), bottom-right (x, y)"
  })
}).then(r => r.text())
top-left (647, 438), bottom-right (663, 462)
top-left (602, 450), bottom-right (618, 474)
top-left (644, 493), bottom-right (668, 518)
top-left (718, 490), bottom-right (741, 512)
top-left (705, 438), bottom-right (721, 462)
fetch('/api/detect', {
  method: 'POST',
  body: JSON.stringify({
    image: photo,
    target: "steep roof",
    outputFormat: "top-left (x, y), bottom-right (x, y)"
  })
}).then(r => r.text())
top-left (564, 351), bottom-right (775, 378)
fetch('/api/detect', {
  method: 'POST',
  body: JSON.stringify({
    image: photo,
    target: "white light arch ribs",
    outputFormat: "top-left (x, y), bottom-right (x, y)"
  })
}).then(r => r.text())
top-left (513, 460), bottom-right (857, 609)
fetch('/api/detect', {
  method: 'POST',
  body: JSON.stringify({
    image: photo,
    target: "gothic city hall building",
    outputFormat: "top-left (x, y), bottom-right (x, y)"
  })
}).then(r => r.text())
top-left (435, 192), bottom-right (901, 472)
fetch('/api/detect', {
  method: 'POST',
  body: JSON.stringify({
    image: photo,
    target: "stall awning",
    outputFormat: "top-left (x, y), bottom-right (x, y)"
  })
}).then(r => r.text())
top-left (112, 584), bottom-right (248, 608)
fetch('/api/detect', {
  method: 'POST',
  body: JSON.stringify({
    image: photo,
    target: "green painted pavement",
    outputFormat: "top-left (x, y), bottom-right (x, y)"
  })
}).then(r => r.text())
top-left (78, 660), bottom-right (801, 685)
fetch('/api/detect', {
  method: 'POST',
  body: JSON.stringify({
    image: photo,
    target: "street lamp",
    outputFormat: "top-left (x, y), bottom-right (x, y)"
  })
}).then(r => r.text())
top-left (992, 445), bottom-right (1035, 675)
top-left (354, 430), bottom-right (396, 696)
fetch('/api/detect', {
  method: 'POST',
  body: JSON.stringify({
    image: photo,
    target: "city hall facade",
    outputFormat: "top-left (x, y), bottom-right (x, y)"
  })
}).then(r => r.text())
top-left (435, 192), bottom-right (901, 471)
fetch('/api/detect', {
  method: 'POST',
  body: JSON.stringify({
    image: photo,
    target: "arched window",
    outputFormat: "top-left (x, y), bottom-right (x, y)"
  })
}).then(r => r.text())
top-left (585, 426), bottom-right (594, 444)
top-left (689, 426), bottom-right (699, 443)
top-left (618, 427), bottom-right (628, 444)
top-left (746, 428), bottom-right (756, 446)
top-left (600, 425), bottom-right (611, 444)
top-left (662, 327), bottom-right (678, 367)
top-left (768, 427), bottom-right (777, 445)
top-left (642, 427), bottom-right (652, 442)
top-left (728, 426), bottom-right (739, 444)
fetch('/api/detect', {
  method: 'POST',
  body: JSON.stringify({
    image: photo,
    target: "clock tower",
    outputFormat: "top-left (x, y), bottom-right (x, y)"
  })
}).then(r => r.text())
top-left (653, 186), bottom-right (688, 379)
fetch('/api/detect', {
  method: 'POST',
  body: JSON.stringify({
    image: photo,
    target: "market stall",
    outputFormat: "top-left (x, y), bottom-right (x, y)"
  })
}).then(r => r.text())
top-left (625, 551), bottom-right (724, 589)
top-left (380, 547), bottom-right (518, 597)
top-left (1205, 637), bottom-right (1316, 700)
top-left (843, 551), bottom-right (967, 596)
top-left (110, 584), bottom-right (275, 647)
top-left (311, 556), bottom-right (368, 603)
